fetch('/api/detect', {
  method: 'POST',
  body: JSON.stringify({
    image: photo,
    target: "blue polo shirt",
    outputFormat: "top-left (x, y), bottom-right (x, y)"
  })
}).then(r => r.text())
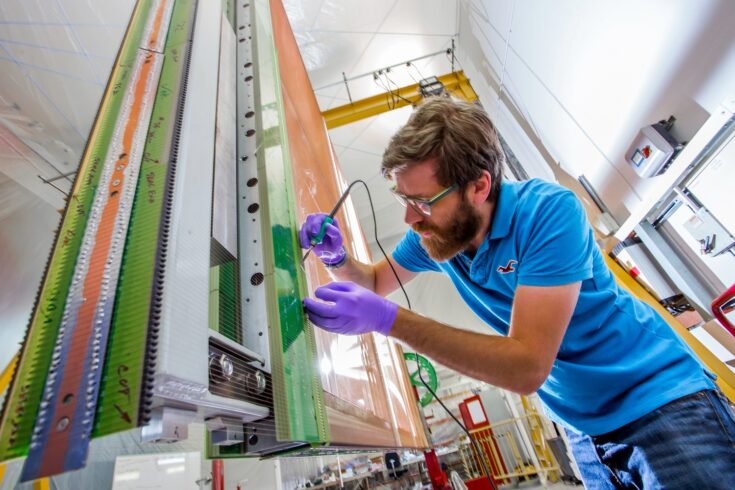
top-left (393, 179), bottom-right (716, 435)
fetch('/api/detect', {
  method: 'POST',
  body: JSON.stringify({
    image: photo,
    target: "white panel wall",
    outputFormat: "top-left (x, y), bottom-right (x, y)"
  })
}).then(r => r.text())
top-left (458, 0), bottom-right (735, 221)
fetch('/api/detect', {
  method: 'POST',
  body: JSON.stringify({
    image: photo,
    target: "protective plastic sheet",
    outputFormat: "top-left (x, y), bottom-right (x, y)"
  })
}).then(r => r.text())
top-left (269, 0), bottom-right (427, 448)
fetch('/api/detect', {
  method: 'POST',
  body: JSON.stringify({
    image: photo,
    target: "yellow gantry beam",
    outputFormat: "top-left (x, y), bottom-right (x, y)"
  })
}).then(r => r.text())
top-left (0, 352), bottom-right (18, 395)
top-left (321, 71), bottom-right (478, 129)
top-left (604, 255), bottom-right (735, 402)
top-left (0, 352), bottom-right (18, 487)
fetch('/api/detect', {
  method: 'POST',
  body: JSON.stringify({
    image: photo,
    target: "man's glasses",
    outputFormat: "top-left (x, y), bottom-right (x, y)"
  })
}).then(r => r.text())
top-left (390, 184), bottom-right (458, 216)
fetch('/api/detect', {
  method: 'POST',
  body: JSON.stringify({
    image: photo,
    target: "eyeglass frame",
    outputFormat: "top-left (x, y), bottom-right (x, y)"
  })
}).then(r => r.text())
top-left (390, 184), bottom-right (458, 216)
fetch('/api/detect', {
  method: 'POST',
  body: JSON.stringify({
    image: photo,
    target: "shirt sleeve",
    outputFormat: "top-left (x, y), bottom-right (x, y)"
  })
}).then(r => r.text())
top-left (392, 229), bottom-right (441, 273)
top-left (517, 190), bottom-right (594, 287)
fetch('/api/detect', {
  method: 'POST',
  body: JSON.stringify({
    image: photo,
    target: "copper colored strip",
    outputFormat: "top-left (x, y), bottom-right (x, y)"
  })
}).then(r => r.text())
top-left (147, 0), bottom-right (168, 51)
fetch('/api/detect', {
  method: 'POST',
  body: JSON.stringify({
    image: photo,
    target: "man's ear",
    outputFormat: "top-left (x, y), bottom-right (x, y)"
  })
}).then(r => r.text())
top-left (467, 170), bottom-right (492, 204)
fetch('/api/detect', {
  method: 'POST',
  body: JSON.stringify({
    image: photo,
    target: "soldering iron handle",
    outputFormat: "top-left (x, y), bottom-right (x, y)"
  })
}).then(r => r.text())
top-left (303, 180), bottom-right (359, 250)
top-left (310, 216), bottom-right (334, 245)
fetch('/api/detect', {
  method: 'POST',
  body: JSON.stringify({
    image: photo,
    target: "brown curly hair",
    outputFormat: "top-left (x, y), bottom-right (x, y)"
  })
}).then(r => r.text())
top-left (381, 96), bottom-right (504, 202)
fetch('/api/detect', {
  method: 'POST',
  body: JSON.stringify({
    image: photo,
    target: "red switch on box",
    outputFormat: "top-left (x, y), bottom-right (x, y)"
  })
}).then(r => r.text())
top-left (641, 146), bottom-right (652, 158)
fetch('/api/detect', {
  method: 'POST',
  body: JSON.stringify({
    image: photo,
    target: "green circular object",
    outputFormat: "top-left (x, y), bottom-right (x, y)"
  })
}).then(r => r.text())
top-left (403, 352), bottom-right (438, 407)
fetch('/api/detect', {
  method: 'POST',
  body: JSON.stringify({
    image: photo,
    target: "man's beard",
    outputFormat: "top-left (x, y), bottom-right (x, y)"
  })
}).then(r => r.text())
top-left (413, 197), bottom-right (482, 261)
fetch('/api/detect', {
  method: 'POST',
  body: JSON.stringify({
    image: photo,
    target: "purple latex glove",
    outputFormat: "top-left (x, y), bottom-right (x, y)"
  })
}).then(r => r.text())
top-left (303, 282), bottom-right (398, 336)
top-left (298, 213), bottom-right (346, 266)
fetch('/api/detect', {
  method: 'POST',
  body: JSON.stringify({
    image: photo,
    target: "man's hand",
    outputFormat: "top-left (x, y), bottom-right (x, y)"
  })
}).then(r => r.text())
top-left (303, 281), bottom-right (398, 336)
top-left (298, 213), bottom-right (346, 266)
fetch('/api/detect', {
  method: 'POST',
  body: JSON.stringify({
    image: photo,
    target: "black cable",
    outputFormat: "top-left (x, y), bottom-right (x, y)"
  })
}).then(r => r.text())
top-left (348, 179), bottom-right (411, 310)
top-left (405, 62), bottom-right (421, 84)
top-left (373, 74), bottom-right (398, 111)
top-left (374, 71), bottom-right (414, 109)
top-left (383, 71), bottom-right (414, 106)
top-left (350, 179), bottom-right (496, 489)
top-left (416, 367), bottom-right (497, 490)
top-left (409, 60), bottom-right (426, 81)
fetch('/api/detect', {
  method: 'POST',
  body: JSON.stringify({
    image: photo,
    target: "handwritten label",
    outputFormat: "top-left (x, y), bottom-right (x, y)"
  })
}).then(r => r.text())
top-left (114, 364), bottom-right (133, 424)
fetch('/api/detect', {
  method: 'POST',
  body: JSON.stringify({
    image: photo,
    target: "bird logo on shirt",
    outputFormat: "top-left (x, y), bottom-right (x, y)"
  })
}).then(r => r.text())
top-left (497, 259), bottom-right (517, 274)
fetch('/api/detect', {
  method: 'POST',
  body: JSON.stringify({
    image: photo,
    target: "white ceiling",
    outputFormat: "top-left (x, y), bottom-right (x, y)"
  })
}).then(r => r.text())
top-left (285, 0), bottom-right (458, 107)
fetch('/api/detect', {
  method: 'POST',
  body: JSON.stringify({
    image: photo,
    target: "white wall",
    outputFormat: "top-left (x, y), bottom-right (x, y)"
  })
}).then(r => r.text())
top-left (457, 0), bottom-right (735, 222)
top-left (225, 457), bottom-right (281, 489)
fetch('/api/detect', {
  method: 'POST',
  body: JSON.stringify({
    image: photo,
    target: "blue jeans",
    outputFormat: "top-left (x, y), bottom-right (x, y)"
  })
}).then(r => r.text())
top-left (565, 389), bottom-right (735, 489)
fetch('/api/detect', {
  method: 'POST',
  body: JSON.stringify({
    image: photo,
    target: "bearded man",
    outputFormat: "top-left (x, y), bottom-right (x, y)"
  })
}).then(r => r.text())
top-left (300, 97), bottom-right (735, 488)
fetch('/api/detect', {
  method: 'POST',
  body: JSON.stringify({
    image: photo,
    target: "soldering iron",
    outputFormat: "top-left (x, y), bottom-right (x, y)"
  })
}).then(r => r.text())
top-left (301, 181), bottom-right (358, 264)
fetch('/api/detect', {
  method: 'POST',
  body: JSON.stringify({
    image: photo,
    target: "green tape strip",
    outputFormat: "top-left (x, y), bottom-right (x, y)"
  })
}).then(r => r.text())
top-left (0, 0), bottom-right (154, 461)
top-left (218, 260), bottom-right (241, 343)
top-left (92, 0), bottom-right (196, 438)
top-left (209, 265), bottom-right (221, 332)
top-left (208, 262), bottom-right (241, 343)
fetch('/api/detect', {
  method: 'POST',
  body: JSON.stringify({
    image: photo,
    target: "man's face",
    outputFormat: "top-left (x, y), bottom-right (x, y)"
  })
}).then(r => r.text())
top-left (393, 159), bottom-right (482, 261)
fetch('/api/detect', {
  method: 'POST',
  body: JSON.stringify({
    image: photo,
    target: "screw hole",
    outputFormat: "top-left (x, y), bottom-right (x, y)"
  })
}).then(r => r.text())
top-left (248, 203), bottom-right (259, 213)
top-left (246, 129), bottom-right (256, 137)
top-left (250, 273), bottom-right (264, 286)
top-left (247, 178), bottom-right (258, 187)
top-left (56, 416), bottom-right (70, 432)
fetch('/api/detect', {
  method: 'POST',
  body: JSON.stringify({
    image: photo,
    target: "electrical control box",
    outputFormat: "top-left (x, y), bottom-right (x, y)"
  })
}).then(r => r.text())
top-left (626, 123), bottom-right (679, 177)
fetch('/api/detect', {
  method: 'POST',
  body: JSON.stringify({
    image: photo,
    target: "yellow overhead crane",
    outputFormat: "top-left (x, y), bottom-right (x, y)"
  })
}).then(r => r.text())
top-left (321, 70), bottom-right (478, 130)
top-left (0, 355), bottom-right (16, 487)
top-left (319, 72), bottom-right (735, 402)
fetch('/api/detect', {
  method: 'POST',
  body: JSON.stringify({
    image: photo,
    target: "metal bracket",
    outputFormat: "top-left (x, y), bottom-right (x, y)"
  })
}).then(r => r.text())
top-left (205, 416), bottom-right (245, 446)
top-left (141, 407), bottom-right (197, 443)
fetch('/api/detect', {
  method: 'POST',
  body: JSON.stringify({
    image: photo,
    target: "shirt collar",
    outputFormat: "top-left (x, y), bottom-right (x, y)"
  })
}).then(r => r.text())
top-left (489, 181), bottom-right (520, 240)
